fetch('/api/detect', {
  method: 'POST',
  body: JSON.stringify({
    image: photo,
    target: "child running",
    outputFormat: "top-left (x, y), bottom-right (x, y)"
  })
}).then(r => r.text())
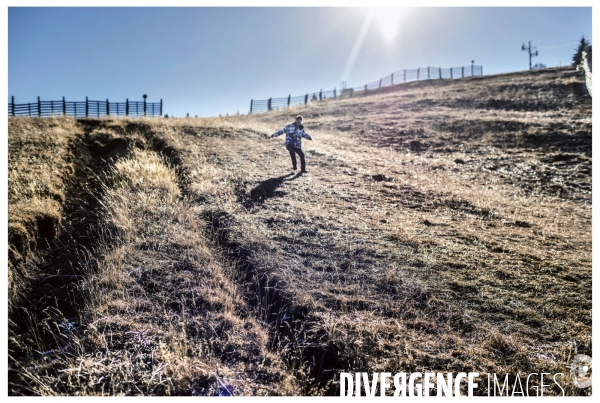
top-left (271, 115), bottom-right (313, 173)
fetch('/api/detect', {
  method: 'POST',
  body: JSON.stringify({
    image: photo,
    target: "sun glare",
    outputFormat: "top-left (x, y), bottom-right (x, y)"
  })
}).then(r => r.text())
top-left (369, 7), bottom-right (405, 41)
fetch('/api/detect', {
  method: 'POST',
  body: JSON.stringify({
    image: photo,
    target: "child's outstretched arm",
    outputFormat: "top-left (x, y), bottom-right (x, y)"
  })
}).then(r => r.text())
top-left (271, 128), bottom-right (285, 138)
top-left (301, 130), bottom-right (312, 141)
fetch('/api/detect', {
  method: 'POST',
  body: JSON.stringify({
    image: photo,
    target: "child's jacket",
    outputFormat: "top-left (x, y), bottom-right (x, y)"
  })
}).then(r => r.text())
top-left (272, 123), bottom-right (312, 148)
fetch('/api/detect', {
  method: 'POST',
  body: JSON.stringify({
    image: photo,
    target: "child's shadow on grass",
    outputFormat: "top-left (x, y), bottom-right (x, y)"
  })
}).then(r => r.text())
top-left (245, 172), bottom-right (303, 207)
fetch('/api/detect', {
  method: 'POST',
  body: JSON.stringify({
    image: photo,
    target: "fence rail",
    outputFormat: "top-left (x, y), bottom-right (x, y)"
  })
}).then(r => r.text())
top-left (250, 64), bottom-right (483, 113)
top-left (8, 96), bottom-right (163, 118)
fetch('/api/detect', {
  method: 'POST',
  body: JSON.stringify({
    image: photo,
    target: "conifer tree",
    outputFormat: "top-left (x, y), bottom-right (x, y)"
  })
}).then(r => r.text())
top-left (573, 36), bottom-right (592, 66)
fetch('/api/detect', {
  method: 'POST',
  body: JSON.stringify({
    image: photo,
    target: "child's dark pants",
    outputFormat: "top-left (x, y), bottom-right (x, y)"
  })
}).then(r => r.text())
top-left (286, 144), bottom-right (306, 170)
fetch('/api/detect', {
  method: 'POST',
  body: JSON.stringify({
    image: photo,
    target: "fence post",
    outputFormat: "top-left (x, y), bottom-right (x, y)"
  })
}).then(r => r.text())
top-left (250, 99), bottom-right (253, 114)
top-left (364, 84), bottom-right (367, 93)
top-left (439, 67), bottom-right (442, 79)
top-left (417, 68), bottom-right (420, 81)
top-left (319, 90), bottom-right (322, 101)
top-left (471, 64), bottom-right (474, 76)
top-left (38, 97), bottom-right (41, 117)
top-left (450, 68), bottom-right (453, 80)
top-left (51, 101), bottom-right (54, 116)
top-left (63, 96), bottom-right (66, 116)
top-left (97, 101), bottom-right (100, 118)
top-left (106, 99), bottom-right (110, 116)
top-left (288, 94), bottom-right (290, 107)
top-left (391, 73), bottom-right (394, 85)
top-left (126, 99), bottom-right (129, 116)
top-left (480, 66), bottom-right (483, 76)
top-left (427, 67), bottom-right (430, 80)
top-left (86, 97), bottom-right (89, 117)
top-left (305, 94), bottom-right (308, 104)
top-left (160, 99), bottom-right (163, 116)
top-left (144, 98), bottom-right (147, 116)
top-left (268, 98), bottom-right (272, 111)
top-left (462, 66), bottom-right (464, 78)
top-left (28, 103), bottom-right (31, 116)
top-left (11, 96), bottom-right (14, 117)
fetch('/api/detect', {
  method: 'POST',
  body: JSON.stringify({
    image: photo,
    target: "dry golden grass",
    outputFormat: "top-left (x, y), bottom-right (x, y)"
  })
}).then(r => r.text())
top-left (8, 66), bottom-right (591, 395)
top-left (8, 118), bottom-right (82, 319)
top-left (65, 149), bottom-right (294, 395)
top-left (9, 123), bottom-right (297, 395)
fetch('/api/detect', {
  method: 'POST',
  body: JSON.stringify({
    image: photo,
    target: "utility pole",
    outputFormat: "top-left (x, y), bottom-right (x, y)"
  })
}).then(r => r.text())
top-left (522, 41), bottom-right (538, 70)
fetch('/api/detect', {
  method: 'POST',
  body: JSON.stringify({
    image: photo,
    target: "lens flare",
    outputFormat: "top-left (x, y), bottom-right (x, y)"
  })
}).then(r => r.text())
top-left (340, 8), bottom-right (407, 85)
top-left (369, 7), bottom-right (405, 41)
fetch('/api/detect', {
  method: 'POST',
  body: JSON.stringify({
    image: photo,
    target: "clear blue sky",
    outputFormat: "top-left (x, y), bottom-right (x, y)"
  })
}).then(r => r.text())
top-left (8, 7), bottom-right (592, 117)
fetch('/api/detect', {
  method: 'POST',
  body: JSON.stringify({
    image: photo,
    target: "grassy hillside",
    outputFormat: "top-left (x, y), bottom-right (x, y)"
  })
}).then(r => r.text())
top-left (8, 67), bottom-right (591, 395)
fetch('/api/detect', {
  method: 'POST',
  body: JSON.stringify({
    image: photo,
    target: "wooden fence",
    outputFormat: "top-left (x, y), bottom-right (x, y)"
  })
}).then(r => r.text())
top-left (250, 64), bottom-right (483, 113)
top-left (8, 97), bottom-right (163, 118)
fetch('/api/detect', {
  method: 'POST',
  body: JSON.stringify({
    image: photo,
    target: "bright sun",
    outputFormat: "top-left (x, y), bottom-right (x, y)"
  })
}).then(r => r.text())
top-left (369, 7), bottom-right (405, 41)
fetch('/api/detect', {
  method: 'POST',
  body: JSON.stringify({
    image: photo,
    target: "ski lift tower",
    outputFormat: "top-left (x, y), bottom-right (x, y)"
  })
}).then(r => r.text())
top-left (522, 41), bottom-right (538, 70)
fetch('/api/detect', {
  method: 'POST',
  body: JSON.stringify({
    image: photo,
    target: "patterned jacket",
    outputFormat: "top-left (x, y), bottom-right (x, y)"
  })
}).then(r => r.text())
top-left (272, 123), bottom-right (312, 148)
